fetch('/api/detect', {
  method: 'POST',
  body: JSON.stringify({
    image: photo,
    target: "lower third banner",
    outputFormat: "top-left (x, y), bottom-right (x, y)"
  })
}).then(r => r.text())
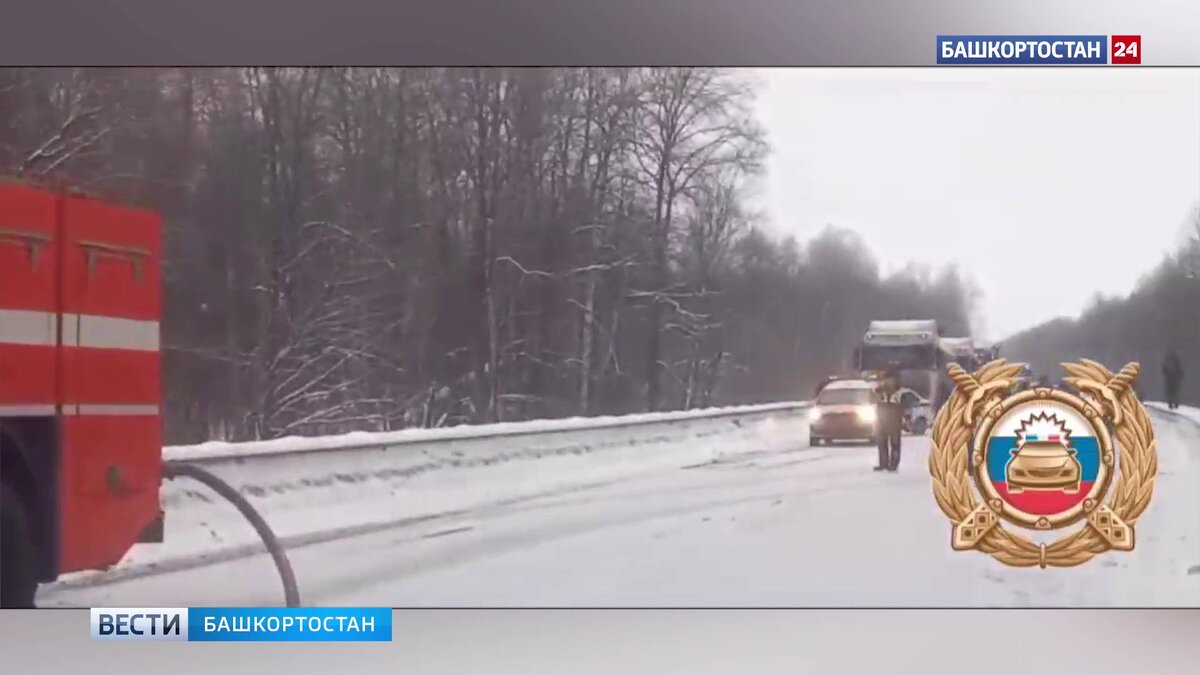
top-left (189, 607), bottom-right (392, 642)
top-left (90, 607), bottom-right (392, 642)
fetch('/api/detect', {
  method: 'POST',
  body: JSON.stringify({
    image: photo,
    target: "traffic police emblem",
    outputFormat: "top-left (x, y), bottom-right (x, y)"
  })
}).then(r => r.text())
top-left (929, 359), bottom-right (1157, 568)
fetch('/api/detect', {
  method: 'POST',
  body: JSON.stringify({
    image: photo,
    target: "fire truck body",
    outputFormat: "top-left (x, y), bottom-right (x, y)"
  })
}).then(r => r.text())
top-left (0, 182), bottom-right (164, 606)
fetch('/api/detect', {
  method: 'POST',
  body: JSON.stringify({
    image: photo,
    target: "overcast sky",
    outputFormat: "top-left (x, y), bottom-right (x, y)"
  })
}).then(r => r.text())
top-left (753, 68), bottom-right (1200, 342)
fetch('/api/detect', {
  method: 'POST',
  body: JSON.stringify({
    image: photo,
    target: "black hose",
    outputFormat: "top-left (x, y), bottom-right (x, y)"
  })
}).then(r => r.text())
top-left (161, 461), bottom-right (301, 607)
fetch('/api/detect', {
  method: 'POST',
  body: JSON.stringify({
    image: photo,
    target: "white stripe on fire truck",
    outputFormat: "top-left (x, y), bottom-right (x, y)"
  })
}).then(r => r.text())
top-left (0, 309), bottom-right (56, 346)
top-left (61, 313), bottom-right (160, 350)
top-left (0, 404), bottom-right (57, 417)
top-left (0, 309), bottom-right (159, 351)
top-left (63, 404), bottom-right (160, 416)
top-left (0, 404), bottom-right (160, 417)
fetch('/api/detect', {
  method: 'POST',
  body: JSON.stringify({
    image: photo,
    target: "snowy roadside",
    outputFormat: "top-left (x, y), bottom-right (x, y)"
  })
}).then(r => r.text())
top-left (1146, 401), bottom-right (1200, 428)
top-left (45, 403), bottom-right (812, 591)
top-left (42, 420), bottom-right (1200, 608)
top-left (322, 408), bottom-right (1200, 608)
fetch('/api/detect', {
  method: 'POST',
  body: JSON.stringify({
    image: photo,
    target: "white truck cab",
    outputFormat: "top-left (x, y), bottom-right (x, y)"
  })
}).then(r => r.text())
top-left (856, 319), bottom-right (942, 407)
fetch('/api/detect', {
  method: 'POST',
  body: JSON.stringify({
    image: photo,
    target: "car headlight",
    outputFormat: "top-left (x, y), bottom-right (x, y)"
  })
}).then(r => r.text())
top-left (856, 405), bottom-right (876, 423)
top-left (809, 409), bottom-right (822, 422)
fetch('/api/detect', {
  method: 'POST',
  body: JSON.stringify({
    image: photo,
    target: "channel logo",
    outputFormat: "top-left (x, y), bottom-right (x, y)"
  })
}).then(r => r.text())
top-left (90, 608), bottom-right (188, 642)
top-left (90, 607), bottom-right (393, 642)
top-left (937, 35), bottom-right (1141, 65)
top-left (1110, 35), bottom-right (1141, 64)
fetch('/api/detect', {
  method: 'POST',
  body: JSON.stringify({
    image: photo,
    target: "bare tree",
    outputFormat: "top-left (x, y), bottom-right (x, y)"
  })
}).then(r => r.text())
top-left (632, 68), bottom-right (765, 410)
top-left (0, 66), bottom-right (986, 443)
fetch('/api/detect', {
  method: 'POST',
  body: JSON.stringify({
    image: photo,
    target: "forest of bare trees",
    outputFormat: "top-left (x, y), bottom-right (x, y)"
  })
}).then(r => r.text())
top-left (1006, 215), bottom-right (1200, 405)
top-left (0, 68), bottom-right (977, 443)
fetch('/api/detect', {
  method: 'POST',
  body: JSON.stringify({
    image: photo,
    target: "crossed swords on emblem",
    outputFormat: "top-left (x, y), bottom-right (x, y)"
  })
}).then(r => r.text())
top-left (942, 361), bottom-right (1144, 563)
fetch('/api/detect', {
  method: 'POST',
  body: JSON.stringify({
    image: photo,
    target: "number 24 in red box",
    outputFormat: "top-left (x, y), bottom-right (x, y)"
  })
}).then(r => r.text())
top-left (1111, 35), bottom-right (1141, 64)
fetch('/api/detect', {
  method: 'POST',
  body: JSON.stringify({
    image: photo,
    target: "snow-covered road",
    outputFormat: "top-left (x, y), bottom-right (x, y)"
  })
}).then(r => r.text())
top-left (39, 408), bottom-right (1200, 608)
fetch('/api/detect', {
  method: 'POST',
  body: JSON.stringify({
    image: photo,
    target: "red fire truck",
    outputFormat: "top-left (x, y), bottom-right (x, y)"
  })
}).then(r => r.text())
top-left (0, 181), bottom-right (165, 607)
top-left (1, 181), bottom-right (297, 609)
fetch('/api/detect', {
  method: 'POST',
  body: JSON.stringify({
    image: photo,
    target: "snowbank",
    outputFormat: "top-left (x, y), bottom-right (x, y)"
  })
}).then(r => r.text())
top-left (53, 402), bottom-right (811, 588)
top-left (164, 401), bottom-right (808, 463)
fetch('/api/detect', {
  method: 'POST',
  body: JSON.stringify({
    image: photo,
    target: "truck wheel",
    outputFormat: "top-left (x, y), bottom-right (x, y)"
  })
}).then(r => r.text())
top-left (913, 417), bottom-right (929, 435)
top-left (809, 436), bottom-right (821, 447)
top-left (1, 483), bottom-right (38, 608)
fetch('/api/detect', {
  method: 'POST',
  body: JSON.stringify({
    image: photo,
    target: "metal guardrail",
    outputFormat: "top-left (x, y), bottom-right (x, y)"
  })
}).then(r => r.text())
top-left (164, 400), bottom-right (813, 463)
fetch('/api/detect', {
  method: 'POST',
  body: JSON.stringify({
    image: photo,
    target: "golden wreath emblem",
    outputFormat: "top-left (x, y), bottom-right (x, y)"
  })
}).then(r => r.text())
top-left (929, 359), bottom-right (1157, 568)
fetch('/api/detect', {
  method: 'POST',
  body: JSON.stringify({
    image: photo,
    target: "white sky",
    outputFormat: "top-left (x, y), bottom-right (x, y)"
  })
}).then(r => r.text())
top-left (753, 68), bottom-right (1200, 342)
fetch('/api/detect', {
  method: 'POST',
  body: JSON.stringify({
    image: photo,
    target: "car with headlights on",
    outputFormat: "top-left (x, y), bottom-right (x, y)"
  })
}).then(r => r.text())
top-left (809, 378), bottom-right (879, 446)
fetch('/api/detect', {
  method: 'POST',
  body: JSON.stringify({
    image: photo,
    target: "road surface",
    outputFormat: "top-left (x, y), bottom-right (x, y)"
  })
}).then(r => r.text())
top-left (39, 409), bottom-right (1200, 607)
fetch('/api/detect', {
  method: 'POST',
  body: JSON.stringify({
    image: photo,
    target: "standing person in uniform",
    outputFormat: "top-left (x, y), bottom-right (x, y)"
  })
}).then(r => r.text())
top-left (1163, 350), bottom-right (1184, 410)
top-left (874, 369), bottom-right (904, 472)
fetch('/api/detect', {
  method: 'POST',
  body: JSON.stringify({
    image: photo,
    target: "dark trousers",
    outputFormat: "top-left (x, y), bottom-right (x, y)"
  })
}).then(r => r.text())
top-left (876, 404), bottom-right (902, 469)
top-left (1166, 380), bottom-right (1181, 409)
top-left (877, 429), bottom-right (901, 469)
